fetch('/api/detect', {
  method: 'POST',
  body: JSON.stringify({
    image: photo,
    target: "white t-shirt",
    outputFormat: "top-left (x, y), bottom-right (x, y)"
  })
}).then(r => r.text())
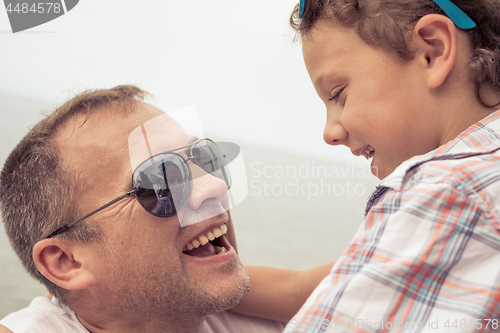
top-left (1, 296), bottom-right (285, 333)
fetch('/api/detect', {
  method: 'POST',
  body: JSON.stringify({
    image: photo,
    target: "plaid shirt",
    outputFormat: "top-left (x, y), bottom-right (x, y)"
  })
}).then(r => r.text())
top-left (284, 111), bottom-right (500, 333)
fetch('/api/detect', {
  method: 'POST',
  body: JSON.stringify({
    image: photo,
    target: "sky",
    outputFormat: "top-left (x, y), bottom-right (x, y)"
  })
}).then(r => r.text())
top-left (0, 0), bottom-right (361, 164)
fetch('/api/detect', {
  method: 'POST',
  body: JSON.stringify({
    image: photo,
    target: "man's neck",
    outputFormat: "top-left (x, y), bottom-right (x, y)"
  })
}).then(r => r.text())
top-left (67, 290), bottom-right (207, 333)
top-left (77, 313), bottom-right (206, 333)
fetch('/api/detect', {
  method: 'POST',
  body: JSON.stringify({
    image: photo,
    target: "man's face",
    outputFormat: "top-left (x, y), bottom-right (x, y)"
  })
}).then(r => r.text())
top-left (56, 102), bottom-right (249, 323)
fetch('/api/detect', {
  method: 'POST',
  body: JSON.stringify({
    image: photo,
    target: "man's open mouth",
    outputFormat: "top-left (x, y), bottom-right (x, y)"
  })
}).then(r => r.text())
top-left (182, 224), bottom-right (228, 257)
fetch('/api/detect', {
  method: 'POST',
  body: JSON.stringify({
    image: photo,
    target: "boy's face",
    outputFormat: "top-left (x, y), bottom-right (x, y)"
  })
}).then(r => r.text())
top-left (302, 19), bottom-right (444, 179)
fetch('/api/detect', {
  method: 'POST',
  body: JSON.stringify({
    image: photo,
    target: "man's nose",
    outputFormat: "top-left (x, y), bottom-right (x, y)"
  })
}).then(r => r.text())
top-left (187, 170), bottom-right (229, 211)
top-left (323, 112), bottom-right (348, 146)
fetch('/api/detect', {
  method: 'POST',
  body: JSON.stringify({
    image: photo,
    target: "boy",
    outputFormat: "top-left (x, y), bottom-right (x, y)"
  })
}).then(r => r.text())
top-left (234, 0), bottom-right (500, 332)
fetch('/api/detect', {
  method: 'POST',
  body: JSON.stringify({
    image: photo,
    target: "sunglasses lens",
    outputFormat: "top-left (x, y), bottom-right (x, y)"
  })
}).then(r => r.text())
top-left (131, 139), bottom-right (232, 218)
top-left (132, 155), bottom-right (190, 217)
top-left (192, 139), bottom-right (232, 188)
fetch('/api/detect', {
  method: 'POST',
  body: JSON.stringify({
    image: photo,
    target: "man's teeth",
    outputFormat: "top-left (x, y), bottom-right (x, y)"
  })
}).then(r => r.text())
top-left (361, 146), bottom-right (375, 159)
top-left (183, 224), bottom-right (228, 252)
top-left (215, 246), bottom-right (227, 254)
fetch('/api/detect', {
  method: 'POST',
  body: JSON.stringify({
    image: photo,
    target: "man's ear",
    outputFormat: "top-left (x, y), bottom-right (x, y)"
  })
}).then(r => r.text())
top-left (411, 14), bottom-right (458, 89)
top-left (33, 238), bottom-right (98, 291)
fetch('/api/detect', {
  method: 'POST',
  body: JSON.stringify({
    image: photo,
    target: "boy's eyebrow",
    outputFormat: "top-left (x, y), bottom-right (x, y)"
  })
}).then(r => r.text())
top-left (314, 72), bottom-right (342, 88)
top-left (313, 75), bottom-right (325, 87)
top-left (314, 74), bottom-right (330, 87)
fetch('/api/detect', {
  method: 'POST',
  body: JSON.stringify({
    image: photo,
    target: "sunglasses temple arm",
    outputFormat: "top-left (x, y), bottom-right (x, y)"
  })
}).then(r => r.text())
top-left (47, 191), bottom-right (135, 238)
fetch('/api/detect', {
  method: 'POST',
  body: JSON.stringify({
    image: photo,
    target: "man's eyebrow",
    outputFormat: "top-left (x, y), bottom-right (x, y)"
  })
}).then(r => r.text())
top-left (175, 136), bottom-right (200, 153)
top-left (188, 136), bottom-right (200, 144)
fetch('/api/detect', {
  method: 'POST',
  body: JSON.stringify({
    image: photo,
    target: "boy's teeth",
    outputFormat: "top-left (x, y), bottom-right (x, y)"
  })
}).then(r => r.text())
top-left (183, 224), bottom-right (228, 252)
top-left (361, 146), bottom-right (375, 159)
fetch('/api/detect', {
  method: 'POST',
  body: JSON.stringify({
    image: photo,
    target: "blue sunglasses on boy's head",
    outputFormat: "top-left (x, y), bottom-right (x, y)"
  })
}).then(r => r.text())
top-left (298, 0), bottom-right (476, 30)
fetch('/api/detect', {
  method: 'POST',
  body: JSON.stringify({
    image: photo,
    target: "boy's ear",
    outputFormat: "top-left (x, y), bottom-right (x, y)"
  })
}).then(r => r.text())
top-left (33, 238), bottom-right (98, 291)
top-left (412, 14), bottom-right (458, 89)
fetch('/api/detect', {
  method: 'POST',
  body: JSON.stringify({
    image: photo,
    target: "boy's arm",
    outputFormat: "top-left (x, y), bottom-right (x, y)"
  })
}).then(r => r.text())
top-left (231, 262), bottom-right (334, 323)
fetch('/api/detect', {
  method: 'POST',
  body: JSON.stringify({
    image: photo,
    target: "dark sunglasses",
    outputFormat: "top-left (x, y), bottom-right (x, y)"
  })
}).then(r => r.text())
top-left (298, 0), bottom-right (475, 29)
top-left (47, 138), bottom-right (231, 238)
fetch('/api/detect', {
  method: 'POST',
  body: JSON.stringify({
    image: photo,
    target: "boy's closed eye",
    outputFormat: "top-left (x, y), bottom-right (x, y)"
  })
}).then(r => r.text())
top-left (329, 85), bottom-right (347, 104)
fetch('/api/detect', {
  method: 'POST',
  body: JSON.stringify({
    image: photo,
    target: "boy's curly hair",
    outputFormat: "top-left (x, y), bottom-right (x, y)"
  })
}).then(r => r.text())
top-left (290, 0), bottom-right (500, 107)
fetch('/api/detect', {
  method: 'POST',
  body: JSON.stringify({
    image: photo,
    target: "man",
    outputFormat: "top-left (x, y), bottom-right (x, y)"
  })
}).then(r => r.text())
top-left (0, 85), bottom-right (285, 332)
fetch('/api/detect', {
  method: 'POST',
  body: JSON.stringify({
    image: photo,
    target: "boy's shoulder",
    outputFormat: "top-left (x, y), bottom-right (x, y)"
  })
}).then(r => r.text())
top-left (413, 150), bottom-right (500, 187)
top-left (0, 296), bottom-right (88, 333)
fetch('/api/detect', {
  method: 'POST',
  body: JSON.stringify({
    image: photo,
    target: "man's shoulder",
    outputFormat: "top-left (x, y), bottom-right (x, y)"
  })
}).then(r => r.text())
top-left (204, 311), bottom-right (285, 333)
top-left (0, 297), bottom-right (88, 333)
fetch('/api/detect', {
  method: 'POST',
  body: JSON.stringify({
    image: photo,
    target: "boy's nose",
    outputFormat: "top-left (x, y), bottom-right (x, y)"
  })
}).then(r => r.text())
top-left (323, 116), bottom-right (348, 145)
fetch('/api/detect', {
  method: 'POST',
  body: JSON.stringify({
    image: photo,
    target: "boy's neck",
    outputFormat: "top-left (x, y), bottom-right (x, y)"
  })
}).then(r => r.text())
top-left (436, 83), bottom-right (499, 146)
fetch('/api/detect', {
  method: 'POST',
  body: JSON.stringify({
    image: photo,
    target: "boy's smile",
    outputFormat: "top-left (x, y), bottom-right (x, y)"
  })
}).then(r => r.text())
top-left (301, 19), bottom-right (447, 179)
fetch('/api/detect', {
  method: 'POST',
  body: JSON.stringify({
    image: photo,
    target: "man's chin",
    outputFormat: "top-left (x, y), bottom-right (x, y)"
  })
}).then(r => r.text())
top-left (200, 267), bottom-right (250, 316)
